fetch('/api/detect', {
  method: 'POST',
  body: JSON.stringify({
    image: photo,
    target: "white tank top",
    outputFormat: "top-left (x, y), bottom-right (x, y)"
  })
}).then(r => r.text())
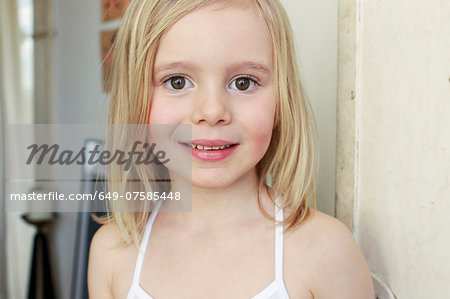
top-left (126, 196), bottom-right (290, 299)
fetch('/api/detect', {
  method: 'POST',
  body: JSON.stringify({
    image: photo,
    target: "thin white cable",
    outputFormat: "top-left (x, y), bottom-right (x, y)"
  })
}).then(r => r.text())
top-left (371, 272), bottom-right (397, 299)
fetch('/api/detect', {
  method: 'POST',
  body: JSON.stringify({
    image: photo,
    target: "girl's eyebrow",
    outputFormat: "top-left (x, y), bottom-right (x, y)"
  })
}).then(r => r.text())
top-left (154, 61), bottom-right (198, 75)
top-left (153, 61), bottom-right (271, 75)
top-left (227, 61), bottom-right (272, 74)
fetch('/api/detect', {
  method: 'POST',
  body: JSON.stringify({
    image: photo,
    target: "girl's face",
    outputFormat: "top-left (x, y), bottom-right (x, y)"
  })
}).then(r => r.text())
top-left (150, 1), bottom-right (275, 189)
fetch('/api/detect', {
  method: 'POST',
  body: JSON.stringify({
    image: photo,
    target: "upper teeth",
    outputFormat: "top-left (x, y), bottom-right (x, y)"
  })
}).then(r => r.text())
top-left (187, 144), bottom-right (232, 150)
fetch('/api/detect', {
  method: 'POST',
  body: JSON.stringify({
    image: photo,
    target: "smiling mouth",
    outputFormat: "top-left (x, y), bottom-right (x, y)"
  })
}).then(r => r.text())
top-left (181, 143), bottom-right (237, 151)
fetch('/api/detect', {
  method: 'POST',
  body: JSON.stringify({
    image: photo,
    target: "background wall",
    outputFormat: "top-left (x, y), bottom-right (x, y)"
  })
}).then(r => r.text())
top-left (336, 0), bottom-right (450, 297)
top-left (280, 0), bottom-right (338, 215)
top-left (51, 0), bottom-right (110, 298)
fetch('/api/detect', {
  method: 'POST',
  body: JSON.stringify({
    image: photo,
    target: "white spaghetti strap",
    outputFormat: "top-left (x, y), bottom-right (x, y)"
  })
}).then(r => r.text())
top-left (127, 197), bottom-right (290, 299)
top-left (132, 200), bottom-right (163, 283)
top-left (274, 196), bottom-right (284, 281)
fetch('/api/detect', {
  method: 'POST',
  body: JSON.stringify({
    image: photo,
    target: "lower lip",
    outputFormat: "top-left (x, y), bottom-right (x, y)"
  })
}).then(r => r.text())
top-left (180, 144), bottom-right (238, 161)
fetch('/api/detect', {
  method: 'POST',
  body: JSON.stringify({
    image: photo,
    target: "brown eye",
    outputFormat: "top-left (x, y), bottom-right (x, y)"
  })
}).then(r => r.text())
top-left (235, 78), bottom-right (250, 90)
top-left (163, 76), bottom-right (193, 91)
top-left (170, 76), bottom-right (186, 89)
top-left (230, 76), bottom-right (257, 91)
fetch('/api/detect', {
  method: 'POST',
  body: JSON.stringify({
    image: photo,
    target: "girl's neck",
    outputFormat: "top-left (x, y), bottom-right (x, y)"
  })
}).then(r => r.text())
top-left (161, 170), bottom-right (274, 231)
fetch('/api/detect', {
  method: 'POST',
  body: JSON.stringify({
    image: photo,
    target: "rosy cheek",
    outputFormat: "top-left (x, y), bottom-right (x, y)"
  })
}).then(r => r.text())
top-left (150, 102), bottom-right (187, 125)
top-left (254, 122), bottom-right (273, 148)
top-left (149, 95), bottom-right (169, 124)
top-left (248, 112), bottom-right (275, 158)
top-left (148, 106), bottom-right (158, 124)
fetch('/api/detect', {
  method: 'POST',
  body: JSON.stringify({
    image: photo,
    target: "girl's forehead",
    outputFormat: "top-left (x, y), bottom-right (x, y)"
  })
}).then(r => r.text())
top-left (154, 1), bottom-right (273, 71)
top-left (170, 0), bottom-right (267, 36)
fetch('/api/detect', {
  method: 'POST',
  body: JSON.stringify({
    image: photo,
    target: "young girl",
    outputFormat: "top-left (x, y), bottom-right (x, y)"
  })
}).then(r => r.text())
top-left (88, 0), bottom-right (374, 298)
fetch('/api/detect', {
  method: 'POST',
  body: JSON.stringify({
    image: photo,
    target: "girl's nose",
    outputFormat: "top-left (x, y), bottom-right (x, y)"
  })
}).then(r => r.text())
top-left (190, 86), bottom-right (232, 126)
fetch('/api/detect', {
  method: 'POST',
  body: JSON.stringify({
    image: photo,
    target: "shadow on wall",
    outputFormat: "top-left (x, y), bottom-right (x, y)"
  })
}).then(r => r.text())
top-left (0, 83), bottom-right (8, 299)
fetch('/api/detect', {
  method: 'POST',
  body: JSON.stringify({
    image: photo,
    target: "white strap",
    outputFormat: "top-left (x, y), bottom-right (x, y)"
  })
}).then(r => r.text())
top-left (274, 196), bottom-right (284, 281)
top-left (132, 197), bottom-right (284, 283)
top-left (132, 200), bottom-right (163, 283)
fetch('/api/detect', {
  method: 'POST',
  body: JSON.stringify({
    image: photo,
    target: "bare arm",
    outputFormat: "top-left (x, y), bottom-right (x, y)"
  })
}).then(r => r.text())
top-left (87, 224), bottom-right (117, 299)
top-left (307, 214), bottom-right (375, 298)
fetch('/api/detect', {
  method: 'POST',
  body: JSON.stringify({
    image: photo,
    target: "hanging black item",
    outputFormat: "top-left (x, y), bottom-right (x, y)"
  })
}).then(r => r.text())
top-left (22, 215), bottom-right (57, 299)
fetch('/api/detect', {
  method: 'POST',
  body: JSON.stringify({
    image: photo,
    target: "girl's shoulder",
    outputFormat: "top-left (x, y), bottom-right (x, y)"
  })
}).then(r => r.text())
top-left (88, 222), bottom-right (137, 299)
top-left (284, 209), bottom-right (374, 298)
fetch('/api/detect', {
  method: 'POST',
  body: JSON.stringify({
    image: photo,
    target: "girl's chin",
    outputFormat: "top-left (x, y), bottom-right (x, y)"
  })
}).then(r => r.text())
top-left (189, 175), bottom-right (238, 190)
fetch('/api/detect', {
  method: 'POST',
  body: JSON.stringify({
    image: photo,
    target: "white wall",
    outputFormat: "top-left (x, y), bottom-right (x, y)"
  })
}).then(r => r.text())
top-left (53, 0), bottom-right (110, 124)
top-left (337, 0), bottom-right (450, 297)
top-left (280, 0), bottom-right (338, 215)
top-left (51, 0), bottom-right (108, 298)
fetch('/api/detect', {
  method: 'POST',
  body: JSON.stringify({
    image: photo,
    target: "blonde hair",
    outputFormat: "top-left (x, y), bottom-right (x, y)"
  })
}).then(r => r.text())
top-left (95, 0), bottom-right (318, 249)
